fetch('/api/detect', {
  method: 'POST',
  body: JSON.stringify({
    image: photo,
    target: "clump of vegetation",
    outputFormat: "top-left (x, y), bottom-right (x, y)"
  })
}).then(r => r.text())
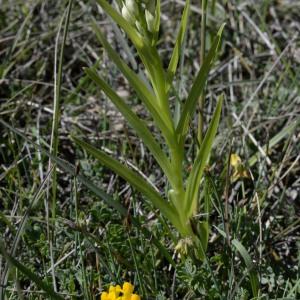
top-left (0, 0), bottom-right (299, 299)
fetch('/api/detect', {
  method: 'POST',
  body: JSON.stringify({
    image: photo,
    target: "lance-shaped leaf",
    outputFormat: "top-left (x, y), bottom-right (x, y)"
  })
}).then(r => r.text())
top-left (95, 0), bottom-right (170, 121)
top-left (215, 227), bottom-right (260, 297)
top-left (91, 22), bottom-right (175, 140)
top-left (72, 136), bottom-right (182, 230)
top-left (231, 239), bottom-right (259, 297)
top-left (84, 68), bottom-right (179, 188)
top-left (95, 0), bottom-right (159, 84)
top-left (153, 0), bottom-right (161, 44)
top-left (139, 49), bottom-right (169, 121)
top-left (184, 95), bottom-right (223, 218)
top-left (166, 0), bottom-right (190, 88)
top-left (176, 24), bottom-right (225, 146)
top-left (96, 0), bottom-right (143, 49)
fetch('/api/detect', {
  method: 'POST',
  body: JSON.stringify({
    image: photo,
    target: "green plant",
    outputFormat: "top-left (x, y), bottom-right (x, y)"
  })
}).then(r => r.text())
top-left (1, 1), bottom-right (300, 298)
top-left (73, 0), bottom-right (224, 258)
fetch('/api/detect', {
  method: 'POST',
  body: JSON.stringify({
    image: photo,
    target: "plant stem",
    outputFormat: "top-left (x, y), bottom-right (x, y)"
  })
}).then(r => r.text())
top-left (169, 146), bottom-right (187, 230)
top-left (198, 0), bottom-right (208, 145)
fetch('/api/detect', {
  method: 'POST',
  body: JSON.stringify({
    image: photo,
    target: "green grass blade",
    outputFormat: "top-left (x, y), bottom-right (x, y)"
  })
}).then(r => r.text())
top-left (248, 119), bottom-right (299, 166)
top-left (74, 174), bottom-right (177, 269)
top-left (231, 239), bottom-right (259, 298)
top-left (184, 95), bottom-right (223, 218)
top-left (287, 278), bottom-right (300, 298)
top-left (84, 68), bottom-right (177, 187)
top-left (48, 0), bottom-right (73, 292)
top-left (166, 0), bottom-right (190, 88)
top-left (0, 241), bottom-right (64, 300)
top-left (215, 227), bottom-right (260, 298)
top-left (49, 0), bottom-right (73, 217)
top-left (176, 24), bottom-right (225, 145)
top-left (72, 136), bottom-right (181, 229)
top-left (0, 119), bottom-right (177, 268)
top-left (91, 22), bottom-right (174, 136)
top-left (198, 221), bottom-right (209, 255)
top-left (0, 167), bottom-right (53, 295)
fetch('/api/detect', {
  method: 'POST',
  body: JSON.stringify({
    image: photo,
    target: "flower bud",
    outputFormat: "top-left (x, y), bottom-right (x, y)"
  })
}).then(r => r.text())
top-left (125, 0), bottom-right (138, 16)
top-left (145, 9), bottom-right (155, 32)
top-left (135, 20), bottom-right (143, 33)
top-left (121, 5), bottom-right (135, 25)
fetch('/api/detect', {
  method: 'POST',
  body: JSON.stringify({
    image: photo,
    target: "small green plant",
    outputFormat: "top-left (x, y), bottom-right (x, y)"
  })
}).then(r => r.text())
top-left (73, 0), bottom-right (224, 259)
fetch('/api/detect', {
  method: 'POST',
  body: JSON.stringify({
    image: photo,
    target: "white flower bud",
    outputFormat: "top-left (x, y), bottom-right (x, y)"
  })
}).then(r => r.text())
top-left (121, 5), bottom-right (135, 25)
top-left (145, 9), bottom-right (155, 32)
top-left (135, 20), bottom-right (143, 33)
top-left (125, 0), bottom-right (138, 16)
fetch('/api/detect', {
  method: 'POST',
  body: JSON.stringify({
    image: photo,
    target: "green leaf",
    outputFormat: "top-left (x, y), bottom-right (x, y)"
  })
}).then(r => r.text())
top-left (195, 178), bottom-right (213, 256)
top-left (95, 0), bottom-right (171, 127)
top-left (184, 95), bottom-right (223, 218)
top-left (94, 0), bottom-right (153, 77)
top-left (166, 0), bottom-right (190, 88)
top-left (176, 24), bottom-right (225, 145)
top-left (215, 227), bottom-right (260, 298)
top-left (198, 221), bottom-right (209, 254)
top-left (231, 239), bottom-right (259, 297)
top-left (0, 240), bottom-right (64, 300)
top-left (91, 21), bottom-right (174, 138)
top-left (92, 20), bottom-right (154, 102)
top-left (84, 68), bottom-right (179, 187)
top-left (95, 0), bottom-right (143, 49)
top-left (72, 136), bottom-right (182, 230)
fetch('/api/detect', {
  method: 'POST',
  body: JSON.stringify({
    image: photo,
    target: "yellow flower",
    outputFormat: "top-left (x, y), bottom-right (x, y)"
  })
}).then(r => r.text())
top-left (230, 153), bottom-right (241, 167)
top-left (101, 292), bottom-right (109, 300)
top-left (174, 237), bottom-right (193, 255)
top-left (100, 282), bottom-right (140, 300)
top-left (122, 282), bottom-right (134, 295)
top-left (230, 153), bottom-right (249, 181)
top-left (109, 285), bottom-right (121, 296)
top-left (108, 291), bottom-right (118, 300)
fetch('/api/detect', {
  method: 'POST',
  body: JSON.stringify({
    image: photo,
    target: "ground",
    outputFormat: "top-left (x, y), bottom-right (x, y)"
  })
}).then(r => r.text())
top-left (0, 0), bottom-right (299, 299)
